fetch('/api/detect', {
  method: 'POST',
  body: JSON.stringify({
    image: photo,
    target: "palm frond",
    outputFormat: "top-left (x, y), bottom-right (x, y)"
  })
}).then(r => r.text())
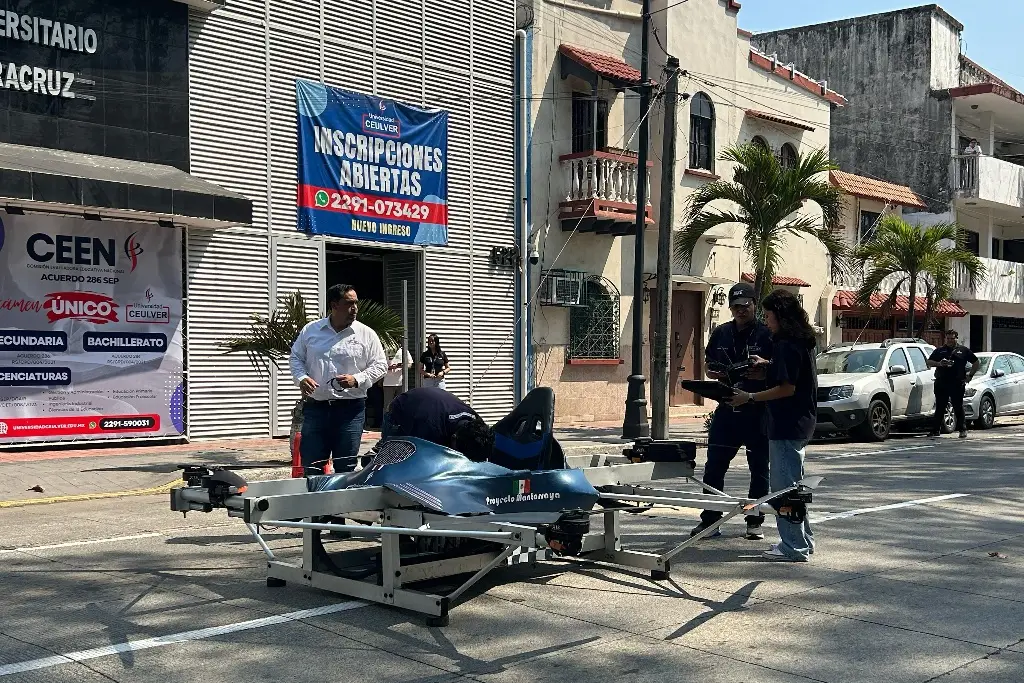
top-left (217, 291), bottom-right (407, 375)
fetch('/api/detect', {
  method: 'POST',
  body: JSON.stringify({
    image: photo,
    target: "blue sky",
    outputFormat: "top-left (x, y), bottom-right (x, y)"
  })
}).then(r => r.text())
top-left (738, 1), bottom-right (1024, 92)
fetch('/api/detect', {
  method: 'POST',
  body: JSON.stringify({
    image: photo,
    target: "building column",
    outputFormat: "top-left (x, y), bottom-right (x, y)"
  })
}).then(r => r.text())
top-left (983, 213), bottom-right (994, 259)
top-left (982, 111), bottom-right (996, 155)
top-left (985, 314), bottom-right (993, 351)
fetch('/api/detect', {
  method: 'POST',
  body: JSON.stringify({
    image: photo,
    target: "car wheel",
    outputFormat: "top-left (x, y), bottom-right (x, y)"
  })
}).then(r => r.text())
top-left (853, 399), bottom-right (891, 441)
top-left (941, 403), bottom-right (956, 434)
top-left (975, 395), bottom-right (996, 429)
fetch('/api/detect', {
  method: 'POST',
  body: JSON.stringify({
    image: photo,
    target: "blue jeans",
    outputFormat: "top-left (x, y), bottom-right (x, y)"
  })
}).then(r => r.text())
top-left (300, 399), bottom-right (365, 475)
top-left (769, 439), bottom-right (815, 561)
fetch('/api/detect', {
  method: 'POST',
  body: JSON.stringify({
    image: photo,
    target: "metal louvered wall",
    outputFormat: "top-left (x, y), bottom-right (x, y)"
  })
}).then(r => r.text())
top-left (185, 0), bottom-right (516, 438)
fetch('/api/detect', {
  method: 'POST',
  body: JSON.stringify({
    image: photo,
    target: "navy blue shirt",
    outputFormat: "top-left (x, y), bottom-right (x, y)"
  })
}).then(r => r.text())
top-left (765, 336), bottom-right (818, 441)
top-left (705, 320), bottom-right (774, 412)
top-left (929, 344), bottom-right (978, 385)
top-left (384, 386), bottom-right (479, 446)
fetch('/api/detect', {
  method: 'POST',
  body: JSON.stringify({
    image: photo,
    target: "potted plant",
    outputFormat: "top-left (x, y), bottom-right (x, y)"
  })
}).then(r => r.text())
top-left (218, 290), bottom-right (405, 474)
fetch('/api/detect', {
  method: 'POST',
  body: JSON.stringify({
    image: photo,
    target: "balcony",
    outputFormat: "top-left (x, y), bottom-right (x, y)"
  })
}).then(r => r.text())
top-left (953, 257), bottom-right (1024, 304)
top-left (952, 154), bottom-right (1024, 209)
top-left (559, 149), bottom-right (653, 235)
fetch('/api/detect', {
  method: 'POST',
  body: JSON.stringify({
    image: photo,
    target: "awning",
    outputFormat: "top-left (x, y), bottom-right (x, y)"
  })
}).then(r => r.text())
top-left (558, 44), bottom-right (650, 90)
top-left (741, 272), bottom-right (811, 287)
top-left (0, 142), bottom-right (252, 229)
top-left (745, 109), bottom-right (815, 132)
top-left (833, 290), bottom-right (969, 318)
top-left (671, 275), bottom-right (734, 287)
top-left (830, 170), bottom-right (927, 209)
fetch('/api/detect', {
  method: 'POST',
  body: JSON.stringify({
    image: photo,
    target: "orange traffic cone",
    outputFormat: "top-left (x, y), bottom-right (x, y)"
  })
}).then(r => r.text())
top-left (290, 428), bottom-right (333, 477)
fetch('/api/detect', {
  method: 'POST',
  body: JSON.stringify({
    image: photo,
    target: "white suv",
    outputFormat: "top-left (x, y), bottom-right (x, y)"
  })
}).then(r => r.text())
top-left (815, 338), bottom-right (954, 441)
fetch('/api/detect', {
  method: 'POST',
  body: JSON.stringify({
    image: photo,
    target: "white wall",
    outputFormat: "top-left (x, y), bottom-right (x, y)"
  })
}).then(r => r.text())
top-left (929, 12), bottom-right (961, 90)
top-left (186, 0), bottom-right (516, 438)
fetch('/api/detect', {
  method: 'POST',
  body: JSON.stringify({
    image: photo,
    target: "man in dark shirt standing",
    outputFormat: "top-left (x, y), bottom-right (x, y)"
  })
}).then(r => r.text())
top-left (927, 330), bottom-right (980, 439)
top-left (381, 386), bottom-right (495, 461)
top-left (690, 282), bottom-right (774, 541)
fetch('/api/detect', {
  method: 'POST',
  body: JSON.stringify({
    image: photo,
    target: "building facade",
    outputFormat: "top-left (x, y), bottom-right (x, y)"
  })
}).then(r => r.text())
top-left (754, 5), bottom-right (1024, 355)
top-left (0, 0), bottom-right (520, 448)
top-left (525, 0), bottom-right (844, 423)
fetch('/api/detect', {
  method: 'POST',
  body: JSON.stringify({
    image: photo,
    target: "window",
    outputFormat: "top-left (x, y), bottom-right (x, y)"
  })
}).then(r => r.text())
top-left (994, 355), bottom-right (1013, 377)
top-left (751, 136), bottom-right (770, 153)
top-left (689, 93), bottom-right (715, 171)
top-left (569, 277), bottom-right (621, 360)
top-left (962, 229), bottom-right (980, 256)
top-left (906, 346), bottom-right (928, 373)
top-left (888, 348), bottom-right (909, 371)
top-left (571, 92), bottom-right (608, 154)
top-left (779, 143), bottom-right (798, 169)
top-left (1009, 355), bottom-right (1024, 374)
top-left (859, 211), bottom-right (881, 243)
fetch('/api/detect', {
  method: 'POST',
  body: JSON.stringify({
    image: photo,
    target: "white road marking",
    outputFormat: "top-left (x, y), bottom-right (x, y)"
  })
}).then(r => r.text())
top-left (815, 444), bottom-right (932, 461)
top-left (0, 601), bottom-right (368, 676)
top-left (0, 523), bottom-right (249, 554)
top-left (812, 493), bottom-right (970, 523)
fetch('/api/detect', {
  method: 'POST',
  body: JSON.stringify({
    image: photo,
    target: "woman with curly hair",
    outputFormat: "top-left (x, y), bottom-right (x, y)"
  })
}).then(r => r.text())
top-left (725, 289), bottom-right (818, 561)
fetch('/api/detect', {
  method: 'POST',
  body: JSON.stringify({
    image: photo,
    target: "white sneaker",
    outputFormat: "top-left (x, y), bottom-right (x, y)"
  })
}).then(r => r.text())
top-left (763, 545), bottom-right (807, 562)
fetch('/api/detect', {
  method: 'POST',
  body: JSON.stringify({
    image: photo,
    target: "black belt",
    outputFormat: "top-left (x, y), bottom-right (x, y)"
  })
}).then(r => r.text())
top-left (305, 396), bottom-right (363, 405)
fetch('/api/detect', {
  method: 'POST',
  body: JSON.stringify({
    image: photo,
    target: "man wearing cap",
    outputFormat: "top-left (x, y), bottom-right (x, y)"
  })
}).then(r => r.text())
top-left (690, 282), bottom-right (774, 540)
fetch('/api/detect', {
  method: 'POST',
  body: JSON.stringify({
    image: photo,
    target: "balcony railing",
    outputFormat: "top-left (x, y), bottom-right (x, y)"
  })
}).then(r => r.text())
top-left (562, 149), bottom-right (652, 205)
top-left (832, 268), bottom-right (910, 295)
top-left (558, 150), bottom-right (654, 235)
top-left (952, 154), bottom-right (1024, 208)
top-left (953, 257), bottom-right (1024, 304)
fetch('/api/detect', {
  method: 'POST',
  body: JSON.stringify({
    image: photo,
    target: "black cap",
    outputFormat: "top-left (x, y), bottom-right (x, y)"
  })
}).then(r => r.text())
top-left (728, 282), bottom-right (756, 306)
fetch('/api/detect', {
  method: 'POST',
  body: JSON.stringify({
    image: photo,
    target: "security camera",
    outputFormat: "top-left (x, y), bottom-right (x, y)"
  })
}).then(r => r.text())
top-left (529, 249), bottom-right (540, 265)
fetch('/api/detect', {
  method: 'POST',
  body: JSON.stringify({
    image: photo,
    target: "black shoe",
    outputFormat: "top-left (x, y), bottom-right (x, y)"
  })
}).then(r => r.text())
top-left (959, 429), bottom-right (968, 439)
top-left (690, 521), bottom-right (723, 538)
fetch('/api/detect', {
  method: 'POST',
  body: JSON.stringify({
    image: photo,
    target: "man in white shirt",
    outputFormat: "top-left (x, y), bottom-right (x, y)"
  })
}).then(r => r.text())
top-left (289, 284), bottom-right (388, 474)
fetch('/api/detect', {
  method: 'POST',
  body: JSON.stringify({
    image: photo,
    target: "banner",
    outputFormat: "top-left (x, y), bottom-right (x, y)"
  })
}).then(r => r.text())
top-left (0, 212), bottom-right (184, 444)
top-left (296, 78), bottom-right (449, 246)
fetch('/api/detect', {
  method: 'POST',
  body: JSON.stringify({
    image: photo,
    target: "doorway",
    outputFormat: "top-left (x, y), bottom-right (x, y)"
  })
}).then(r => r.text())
top-left (325, 243), bottom-right (424, 427)
top-left (669, 290), bottom-right (704, 406)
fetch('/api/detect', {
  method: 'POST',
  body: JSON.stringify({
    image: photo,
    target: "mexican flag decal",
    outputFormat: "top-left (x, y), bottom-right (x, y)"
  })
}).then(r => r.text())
top-left (513, 479), bottom-right (531, 495)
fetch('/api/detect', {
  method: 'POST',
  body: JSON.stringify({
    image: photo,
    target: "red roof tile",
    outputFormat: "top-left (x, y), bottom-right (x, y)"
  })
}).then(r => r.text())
top-left (830, 170), bottom-right (927, 209)
top-left (559, 44), bottom-right (644, 87)
top-left (747, 49), bottom-right (847, 106)
top-left (745, 109), bottom-right (815, 132)
top-left (741, 273), bottom-right (811, 287)
top-left (832, 290), bottom-right (968, 317)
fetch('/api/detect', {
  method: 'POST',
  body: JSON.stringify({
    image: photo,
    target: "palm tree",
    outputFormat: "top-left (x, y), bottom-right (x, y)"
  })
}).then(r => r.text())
top-left (852, 216), bottom-right (985, 338)
top-left (673, 144), bottom-right (847, 304)
top-left (218, 291), bottom-right (406, 455)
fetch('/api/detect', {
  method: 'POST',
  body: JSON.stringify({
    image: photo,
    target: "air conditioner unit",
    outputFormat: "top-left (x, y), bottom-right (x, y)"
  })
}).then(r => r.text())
top-left (539, 269), bottom-right (586, 307)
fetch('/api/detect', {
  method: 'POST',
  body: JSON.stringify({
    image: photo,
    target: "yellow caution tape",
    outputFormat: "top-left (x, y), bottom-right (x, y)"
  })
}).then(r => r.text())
top-left (0, 479), bottom-right (180, 509)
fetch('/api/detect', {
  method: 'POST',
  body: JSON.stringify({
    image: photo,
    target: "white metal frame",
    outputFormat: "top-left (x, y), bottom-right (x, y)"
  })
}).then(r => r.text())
top-left (171, 458), bottom-right (820, 626)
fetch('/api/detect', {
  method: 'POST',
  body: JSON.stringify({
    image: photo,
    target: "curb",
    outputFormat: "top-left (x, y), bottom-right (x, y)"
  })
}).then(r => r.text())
top-left (0, 479), bottom-right (182, 509)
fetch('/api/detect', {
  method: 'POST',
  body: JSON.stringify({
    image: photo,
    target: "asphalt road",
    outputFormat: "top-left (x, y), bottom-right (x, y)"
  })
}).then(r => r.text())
top-left (1, 428), bottom-right (1022, 683)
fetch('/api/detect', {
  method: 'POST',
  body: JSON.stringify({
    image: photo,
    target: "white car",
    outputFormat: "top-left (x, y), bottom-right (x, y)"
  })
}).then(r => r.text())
top-left (962, 351), bottom-right (1024, 429)
top-left (815, 338), bottom-right (954, 441)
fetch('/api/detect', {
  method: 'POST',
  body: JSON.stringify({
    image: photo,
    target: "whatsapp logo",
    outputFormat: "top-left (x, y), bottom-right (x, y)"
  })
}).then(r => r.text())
top-left (314, 191), bottom-right (330, 207)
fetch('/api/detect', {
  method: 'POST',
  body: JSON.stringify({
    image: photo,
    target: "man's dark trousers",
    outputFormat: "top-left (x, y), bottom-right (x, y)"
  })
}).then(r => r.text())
top-left (933, 381), bottom-right (967, 433)
top-left (300, 398), bottom-right (365, 475)
top-left (699, 407), bottom-right (769, 526)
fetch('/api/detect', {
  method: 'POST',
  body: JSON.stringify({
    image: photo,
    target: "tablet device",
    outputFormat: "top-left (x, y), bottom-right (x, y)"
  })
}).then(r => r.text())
top-left (679, 380), bottom-right (738, 402)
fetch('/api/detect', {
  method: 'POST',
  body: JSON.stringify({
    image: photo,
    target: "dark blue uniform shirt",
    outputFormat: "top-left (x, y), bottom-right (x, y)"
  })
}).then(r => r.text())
top-left (705, 319), bottom-right (774, 412)
top-left (383, 386), bottom-right (479, 446)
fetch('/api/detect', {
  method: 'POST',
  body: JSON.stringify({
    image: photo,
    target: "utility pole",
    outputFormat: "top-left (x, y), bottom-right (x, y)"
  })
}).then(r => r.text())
top-left (622, 0), bottom-right (652, 440)
top-left (651, 56), bottom-right (680, 441)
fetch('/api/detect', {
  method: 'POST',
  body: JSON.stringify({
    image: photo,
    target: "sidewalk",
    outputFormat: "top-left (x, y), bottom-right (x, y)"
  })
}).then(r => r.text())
top-left (0, 420), bottom-right (708, 507)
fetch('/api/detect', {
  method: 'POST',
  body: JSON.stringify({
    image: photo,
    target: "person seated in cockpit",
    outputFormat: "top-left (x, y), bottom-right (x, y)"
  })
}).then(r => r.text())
top-left (380, 386), bottom-right (494, 461)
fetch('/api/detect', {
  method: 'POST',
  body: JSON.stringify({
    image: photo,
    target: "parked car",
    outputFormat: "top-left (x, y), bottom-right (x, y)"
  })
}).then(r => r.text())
top-left (962, 351), bottom-right (1024, 429)
top-left (815, 338), bottom-right (954, 441)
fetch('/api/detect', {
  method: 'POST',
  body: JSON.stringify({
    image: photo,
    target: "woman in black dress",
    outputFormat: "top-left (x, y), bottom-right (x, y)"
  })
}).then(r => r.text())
top-left (421, 333), bottom-right (450, 389)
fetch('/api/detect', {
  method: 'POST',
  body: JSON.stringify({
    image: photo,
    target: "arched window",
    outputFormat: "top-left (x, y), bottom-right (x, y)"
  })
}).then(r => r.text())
top-left (780, 143), bottom-right (798, 170)
top-left (689, 93), bottom-right (715, 172)
top-left (569, 277), bottom-right (621, 360)
top-left (751, 136), bottom-right (770, 153)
